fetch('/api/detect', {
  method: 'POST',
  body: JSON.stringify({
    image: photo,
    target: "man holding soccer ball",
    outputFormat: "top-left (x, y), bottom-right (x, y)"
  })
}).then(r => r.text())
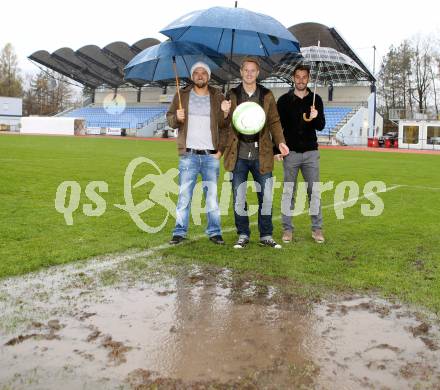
top-left (222, 57), bottom-right (289, 249)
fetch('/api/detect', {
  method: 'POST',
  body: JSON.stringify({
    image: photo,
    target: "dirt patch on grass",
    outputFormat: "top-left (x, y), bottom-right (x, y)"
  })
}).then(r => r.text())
top-left (1, 260), bottom-right (440, 389)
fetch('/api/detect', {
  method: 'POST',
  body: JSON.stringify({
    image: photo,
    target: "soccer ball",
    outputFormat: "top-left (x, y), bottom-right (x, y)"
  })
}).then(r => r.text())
top-left (232, 102), bottom-right (266, 135)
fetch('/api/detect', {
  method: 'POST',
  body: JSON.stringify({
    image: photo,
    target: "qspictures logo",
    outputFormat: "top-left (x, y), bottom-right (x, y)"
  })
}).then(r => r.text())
top-left (55, 157), bottom-right (387, 233)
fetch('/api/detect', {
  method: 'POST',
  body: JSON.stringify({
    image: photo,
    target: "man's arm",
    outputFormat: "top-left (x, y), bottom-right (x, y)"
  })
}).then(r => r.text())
top-left (217, 92), bottom-right (230, 154)
top-left (220, 90), bottom-right (233, 127)
top-left (267, 92), bottom-right (286, 146)
top-left (267, 92), bottom-right (289, 156)
top-left (218, 92), bottom-right (230, 129)
top-left (276, 95), bottom-right (289, 132)
top-left (166, 93), bottom-right (180, 129)
top-left (313, 95), bottom-right (326, 131)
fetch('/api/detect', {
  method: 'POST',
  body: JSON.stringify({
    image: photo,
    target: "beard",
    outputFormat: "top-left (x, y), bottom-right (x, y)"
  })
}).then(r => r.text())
top-left (295, 83), bottom-right (307, 91)
top-left (194, 79), bottom-right (208, 88)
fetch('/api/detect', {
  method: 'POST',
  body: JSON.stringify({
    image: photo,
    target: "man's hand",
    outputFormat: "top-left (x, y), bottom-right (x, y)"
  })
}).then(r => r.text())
top-left (278, 143), bottom-right (289, 156)
top-left (221, 100), bottom-right (231, 118)
top-left (274, 154), bottom-right (284, 161)
top-left (176, 108), bottom-right (185, 123)
top-left (212, 151), bottom-right (222, 160)
top-left (309, 105), bottom-right (318, 120)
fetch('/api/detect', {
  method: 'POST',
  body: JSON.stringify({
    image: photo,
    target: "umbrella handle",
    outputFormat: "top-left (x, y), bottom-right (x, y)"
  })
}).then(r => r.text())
top-left (172, 58), bottom-right (182, 110)
top-left (303, 107), bottom-right (314, 122)
top-left (303, 93), bottom-right (317, 122)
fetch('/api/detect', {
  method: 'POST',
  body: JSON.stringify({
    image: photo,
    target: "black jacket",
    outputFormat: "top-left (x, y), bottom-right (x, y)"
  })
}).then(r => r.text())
top-left (276, 88), bottom-right (326, 153)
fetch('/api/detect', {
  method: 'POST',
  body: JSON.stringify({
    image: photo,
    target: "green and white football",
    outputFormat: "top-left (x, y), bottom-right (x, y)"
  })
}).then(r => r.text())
top-left (232, 102), bottom-right (266, 135)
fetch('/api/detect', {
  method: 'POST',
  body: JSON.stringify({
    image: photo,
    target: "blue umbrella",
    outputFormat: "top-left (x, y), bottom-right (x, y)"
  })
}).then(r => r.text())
top-left (124, 40), bottom-right (226, 82)
top-left (124, 40), bottom-right (228, 108)
top-left (160, 6), bottom-right (300, 58)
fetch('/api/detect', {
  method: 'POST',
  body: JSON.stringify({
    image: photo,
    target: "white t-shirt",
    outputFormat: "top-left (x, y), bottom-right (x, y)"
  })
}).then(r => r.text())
top-left (186, 90), bottom-right (214, 150)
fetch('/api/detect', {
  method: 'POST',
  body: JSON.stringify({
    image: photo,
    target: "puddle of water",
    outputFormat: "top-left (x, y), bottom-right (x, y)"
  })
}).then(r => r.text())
top-left (1, 261), bottom-right (440, 389)
top-left (314, 297), bottom-right (440, 389)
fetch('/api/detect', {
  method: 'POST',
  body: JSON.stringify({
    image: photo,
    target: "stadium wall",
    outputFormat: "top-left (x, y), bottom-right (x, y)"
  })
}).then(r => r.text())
top-left (21, 117), bottom-right (79, 135)
top-left (335, 107), bottom-right (369, 145)
top-left (0, 97), bottom-right (22, 131)
top-left (327, 86), bottom-right (370, 104)
top-left (271, 85), bottom-right (370, 104)
top-left (94, 87), bottom-right (178, 106)
top-left (0, 96), bottom-right (22, 116)
top-left (94, 85), bottom-right (370, 108)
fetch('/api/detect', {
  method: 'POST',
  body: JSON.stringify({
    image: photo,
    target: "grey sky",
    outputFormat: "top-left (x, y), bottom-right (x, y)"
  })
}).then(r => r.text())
top-left (2, 0), bottom-right (439, 78)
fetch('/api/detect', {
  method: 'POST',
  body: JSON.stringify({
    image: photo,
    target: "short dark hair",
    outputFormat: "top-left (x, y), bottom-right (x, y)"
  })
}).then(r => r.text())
top-left (292, 64), bottom-right (311, 76)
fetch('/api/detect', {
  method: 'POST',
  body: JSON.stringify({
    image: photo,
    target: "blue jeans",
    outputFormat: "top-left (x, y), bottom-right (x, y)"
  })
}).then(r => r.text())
top-left (173, 153), bottom-right (221, 237)
top-left (232, 158), bottom-right (274, 238)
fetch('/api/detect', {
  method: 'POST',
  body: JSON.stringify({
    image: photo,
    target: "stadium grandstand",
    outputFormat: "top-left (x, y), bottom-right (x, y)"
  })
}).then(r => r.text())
top-left (27, 22), bottom-right (379, 143)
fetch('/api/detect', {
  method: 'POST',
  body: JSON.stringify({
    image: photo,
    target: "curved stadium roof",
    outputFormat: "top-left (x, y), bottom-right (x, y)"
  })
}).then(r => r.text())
top-left (288, 22), bottom-right (375, 81)
top-left (29, 39), bottom-right (160, 88)
top-left (28, 23), bottom-right (375, 88)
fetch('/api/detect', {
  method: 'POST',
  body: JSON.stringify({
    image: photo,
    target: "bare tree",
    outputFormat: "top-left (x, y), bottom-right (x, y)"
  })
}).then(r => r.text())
top-left (379, 32), bottom-right (440, 119)
top-left (0, 43), bottom-right (23, 97)
top-left (377, 42), bottom-right (413, 116)
top-left (23, 70), bottom-right (74, 116)
top-left (399, 41), bottom-right (413, 110)
top-left (430, 57), bottom-right (439, 116)
top-left (428, 35), bottom-right (440, 117)
top-left (411, 36), bottom-right (432, 112)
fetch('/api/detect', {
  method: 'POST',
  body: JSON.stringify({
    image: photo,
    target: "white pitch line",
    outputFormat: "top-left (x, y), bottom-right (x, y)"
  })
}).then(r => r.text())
top-left (62, 184), bottom-right (406, 259)
top-left (390, 184), bottom-right (440, 191)
top-left (118, 183), bottom-right (404, 254)
top-left (0, 184), bottom-right (404, 287)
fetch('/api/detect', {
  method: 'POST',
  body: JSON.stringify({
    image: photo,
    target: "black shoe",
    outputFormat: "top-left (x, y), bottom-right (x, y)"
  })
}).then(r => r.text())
top-left (169, 235), bottom-right (185, 245)
top-left (233, 235), bottom-right (249, 249)
top-left (209, 235), bottom-right (225, 245)
top-left (259, 237), bottom-right (282, 249)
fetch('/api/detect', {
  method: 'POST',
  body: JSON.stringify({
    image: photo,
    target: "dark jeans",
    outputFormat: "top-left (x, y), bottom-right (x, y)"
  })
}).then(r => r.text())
top-left (232, 158), bottom-right (274, 238)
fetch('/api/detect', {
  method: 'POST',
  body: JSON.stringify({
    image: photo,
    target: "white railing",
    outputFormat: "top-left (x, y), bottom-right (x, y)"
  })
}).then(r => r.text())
top-left (389, 109), bottom-right (440, 121)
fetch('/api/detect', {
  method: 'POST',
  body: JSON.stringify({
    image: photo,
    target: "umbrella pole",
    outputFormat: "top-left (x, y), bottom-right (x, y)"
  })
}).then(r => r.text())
top-left (226, 28), bottom-right (236, 95)
top-left (172, 57), bottom-right (182, 110)
top-left (302, 74), bottom-right (318, 122)
top-left (226, 2), bottom-right (238, 94)
top-left (312, 78), bottom-right (318, 107)
top-left (303, 41), bottom-right (320, 122)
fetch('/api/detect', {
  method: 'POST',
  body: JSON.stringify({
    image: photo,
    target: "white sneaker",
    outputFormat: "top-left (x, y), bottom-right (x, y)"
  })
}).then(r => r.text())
top-left (234, 235), bottom-right (249, 249)
top-left (259, 237), bottom-right (282, 249)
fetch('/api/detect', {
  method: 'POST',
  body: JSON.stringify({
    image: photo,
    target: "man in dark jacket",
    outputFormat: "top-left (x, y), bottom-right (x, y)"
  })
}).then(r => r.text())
top-left (277, 65), bottom-right (326, 243)
top-left (166, 62), bottom-right (229, 245)
top-left (223, 57), bottom-right (289, 249)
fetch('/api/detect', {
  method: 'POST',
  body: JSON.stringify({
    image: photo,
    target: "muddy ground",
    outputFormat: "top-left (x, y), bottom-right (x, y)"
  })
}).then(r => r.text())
top-left (1, 251), bottom-right (440, 389)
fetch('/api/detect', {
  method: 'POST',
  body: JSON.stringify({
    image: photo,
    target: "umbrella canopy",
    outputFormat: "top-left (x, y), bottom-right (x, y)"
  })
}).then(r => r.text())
top-left (273, 46), bottom-right (369, 84)
top-left (160, 6), bottom-right (300, 57)
top-left (124, 40), bottom-right (228, 83)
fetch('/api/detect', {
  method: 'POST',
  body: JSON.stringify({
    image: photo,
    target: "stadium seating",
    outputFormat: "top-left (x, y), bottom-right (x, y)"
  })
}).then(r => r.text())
top-left (62, 104), bottom-right (352, 135)
top-left (320, 106), bottom-right (353, 135)
top-left (62, 106), bottom-right (168, 129)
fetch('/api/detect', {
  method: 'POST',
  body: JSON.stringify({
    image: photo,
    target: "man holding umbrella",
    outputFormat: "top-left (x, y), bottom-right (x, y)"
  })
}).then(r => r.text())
top-left (277, 65), bottom-right (326, 244)
top-left (223, 57), bottom-right (289, 249)
top-left (167, 62), bottom-right (230, 245)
